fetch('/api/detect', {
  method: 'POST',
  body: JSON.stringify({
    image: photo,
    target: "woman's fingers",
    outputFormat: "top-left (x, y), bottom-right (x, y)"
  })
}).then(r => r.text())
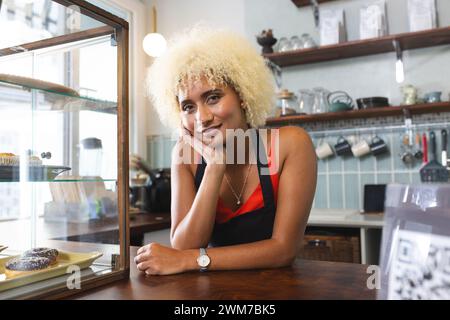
top-left (137, 260), bottom-right (153, 272)
top-left (183, 134), bottom-right (210, 159)
top-left (137, 243), bottom-right (151, 255)
top-left (134, 251), bottom-right (151, 264)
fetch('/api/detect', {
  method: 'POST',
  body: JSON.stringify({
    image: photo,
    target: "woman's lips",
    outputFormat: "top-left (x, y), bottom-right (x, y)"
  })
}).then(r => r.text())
top-left (201, 124), bottom-right (222, 137)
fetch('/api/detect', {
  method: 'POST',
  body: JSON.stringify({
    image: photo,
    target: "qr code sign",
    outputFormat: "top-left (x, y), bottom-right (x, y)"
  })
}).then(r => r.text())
top-left (388, 229), bottom-right (450, 299)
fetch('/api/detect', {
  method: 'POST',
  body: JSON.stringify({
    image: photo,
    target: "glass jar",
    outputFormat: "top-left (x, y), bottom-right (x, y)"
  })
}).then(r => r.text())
top-left (290, 35), bottom-right (303, 50)
top-left (301, 33), bottom-right (317, 49)
top-left (297, 89), bottom-right (315, 114)
top-left (79, 137), bottom-right (103, 177)
top-left (277, 37), bottom-right (292, 52)
top-left (276, 89), bottom-right (298, 116)
top-left (312, 87), bottom-right (330, 114)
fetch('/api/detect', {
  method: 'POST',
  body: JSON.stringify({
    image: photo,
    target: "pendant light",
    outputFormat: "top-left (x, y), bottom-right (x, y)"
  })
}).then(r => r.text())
top-left (142, 6), bottom-right (167, 58)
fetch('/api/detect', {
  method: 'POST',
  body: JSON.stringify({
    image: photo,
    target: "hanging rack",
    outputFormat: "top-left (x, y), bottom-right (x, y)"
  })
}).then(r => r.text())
top-left (308, 121), bottom-right (450, 138)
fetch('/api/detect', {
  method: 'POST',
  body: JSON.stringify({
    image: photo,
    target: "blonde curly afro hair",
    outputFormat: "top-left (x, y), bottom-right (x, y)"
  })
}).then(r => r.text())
top-left (146, 24), bottom-right (275, 129)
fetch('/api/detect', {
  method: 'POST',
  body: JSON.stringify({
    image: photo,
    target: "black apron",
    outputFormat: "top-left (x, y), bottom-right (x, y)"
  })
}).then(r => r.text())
top-left (194, 129), bottom-right (276, 247)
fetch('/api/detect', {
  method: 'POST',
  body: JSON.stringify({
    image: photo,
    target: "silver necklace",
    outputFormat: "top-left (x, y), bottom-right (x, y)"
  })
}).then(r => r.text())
top-left (224, 164), bottom-right (252, 206)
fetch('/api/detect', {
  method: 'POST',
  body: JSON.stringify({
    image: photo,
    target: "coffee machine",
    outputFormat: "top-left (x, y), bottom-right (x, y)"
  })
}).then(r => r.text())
top-left (130, 168), bottom-right (171, 213)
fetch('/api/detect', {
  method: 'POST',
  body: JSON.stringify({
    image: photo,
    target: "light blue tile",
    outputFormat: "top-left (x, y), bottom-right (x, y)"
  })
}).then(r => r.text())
top-left (344, 174), bottom-right (359, 209)
top-left (314, 175), bottom-right (328, 209)
top-left (373, 134), bottom-right (391, 170)
top-left (377, 173), bottom-right (393, 184)
top-left (163, 138), bottom-right (175, 168)
top-left (359, 153), bottom-right (375, 171)
top-left (317, 158), bottom-right (326, 173)
top-left (343, 155), bottom-right (358, 172)
top-left (329, 174), bottom-right (343, 208)
top-left (394, 173), bottom-right (411, 184)
top-left (392, 134), bottom-right (403, 170)
top-left (328, 155), bottom-right (341, 172)
top-left (410, 157), bottom-right (423, 170)
top-left (156, 138), bottom-right (165, 168)
top-left (375, 151), bottom-right (392, 171)
top-left (361, 173), bottom-right (376, 187)
top-left (411, 172), bottom-right (421, 184)
top-left (148, 139), bottom-right (157, 168)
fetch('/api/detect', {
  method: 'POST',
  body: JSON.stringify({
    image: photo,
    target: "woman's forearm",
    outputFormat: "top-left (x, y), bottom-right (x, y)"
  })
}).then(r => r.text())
top-left (171, 166), bottom-right (224, 249)
top-left (181, 239), bottom-right (297, 272)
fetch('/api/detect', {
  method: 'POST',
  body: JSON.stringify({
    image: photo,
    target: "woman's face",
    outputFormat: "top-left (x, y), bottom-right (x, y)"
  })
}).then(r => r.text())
top-left (177, 78), bottom-right (248, 144)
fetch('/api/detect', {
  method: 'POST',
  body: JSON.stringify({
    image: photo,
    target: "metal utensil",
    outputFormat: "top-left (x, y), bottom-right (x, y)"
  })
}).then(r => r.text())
top-left (422, 133), bottom-right (428, 164)
top-left (414, 132), bottom-right (423, 160)
top-left (401, 133), bottom-right (414, 165)
top-left (420, 131), bottom-right (449, 182)
top-left (0, 245), bottom-right (8, 253)
top-left (441, 129), bottom-right (448, 167)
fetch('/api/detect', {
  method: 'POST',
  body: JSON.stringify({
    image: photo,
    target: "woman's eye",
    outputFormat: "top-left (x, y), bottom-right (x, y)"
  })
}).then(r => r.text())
top-left (206, 95), bottom-right (221, 104)
top-left (182, 104), bottom-right (195, 113)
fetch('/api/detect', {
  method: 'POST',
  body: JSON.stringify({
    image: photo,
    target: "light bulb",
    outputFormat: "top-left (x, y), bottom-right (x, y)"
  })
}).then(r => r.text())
top-left (142, 33), bottom-right (167, 58)
top-left (396, 59), bottom-right (405, 84)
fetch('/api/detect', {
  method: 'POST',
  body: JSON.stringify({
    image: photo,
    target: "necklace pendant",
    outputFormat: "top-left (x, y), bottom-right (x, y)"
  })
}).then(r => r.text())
top-left (237, 200), bottom-right (241, 205)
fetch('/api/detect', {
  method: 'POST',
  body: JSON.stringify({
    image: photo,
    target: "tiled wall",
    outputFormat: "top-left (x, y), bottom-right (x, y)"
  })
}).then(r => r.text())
top-left (147, 112), bottom-right (450, 211)
top-left (298, 112), bottom-right (450, 210)
top-left (311, 131), bottom-right (422, 210)
top-left (146, 135), bottom-right (176, 170)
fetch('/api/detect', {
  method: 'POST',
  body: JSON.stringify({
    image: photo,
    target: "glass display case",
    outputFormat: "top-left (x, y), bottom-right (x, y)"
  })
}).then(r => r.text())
top-left (0, 0), bottom-right (129, 299)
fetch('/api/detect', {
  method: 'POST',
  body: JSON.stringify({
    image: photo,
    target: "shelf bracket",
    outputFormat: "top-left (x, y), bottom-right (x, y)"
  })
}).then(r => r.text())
top-left (393, 40), bottom-right (402, 61)
top-left (310, 0), bottom-right (320, 28)
top-left (110, 29), bottom-right (118, 47)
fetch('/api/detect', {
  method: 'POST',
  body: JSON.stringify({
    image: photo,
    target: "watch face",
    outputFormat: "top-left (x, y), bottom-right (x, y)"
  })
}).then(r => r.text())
top-left (198, 255), bottom-right (210, 268)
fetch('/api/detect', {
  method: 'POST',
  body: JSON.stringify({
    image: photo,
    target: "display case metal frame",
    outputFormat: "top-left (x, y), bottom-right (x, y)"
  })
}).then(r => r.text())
top-left (0, 0), bottom-right (130, 299)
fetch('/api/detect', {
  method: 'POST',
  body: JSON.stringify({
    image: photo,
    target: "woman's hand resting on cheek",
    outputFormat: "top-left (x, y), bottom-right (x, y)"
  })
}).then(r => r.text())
top-left (134, 243), bottom-right (194, 275)
top-left (180, 127), bottom-right (226, 174)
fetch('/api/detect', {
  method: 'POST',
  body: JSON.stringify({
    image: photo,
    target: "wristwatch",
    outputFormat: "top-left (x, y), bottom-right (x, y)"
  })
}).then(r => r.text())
top-left (197, 248), bottom-right (211, 272)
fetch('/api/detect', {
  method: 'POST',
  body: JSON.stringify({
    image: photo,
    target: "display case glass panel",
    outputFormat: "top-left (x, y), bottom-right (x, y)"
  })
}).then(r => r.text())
top-left (0, 0), bottom-right (129, 299)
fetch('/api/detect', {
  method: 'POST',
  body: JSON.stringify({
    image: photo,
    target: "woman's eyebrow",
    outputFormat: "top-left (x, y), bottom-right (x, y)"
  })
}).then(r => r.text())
top-left (200, 89), bottom-right (223, 99)
top-left (180, 89), bottom-right (223, 105)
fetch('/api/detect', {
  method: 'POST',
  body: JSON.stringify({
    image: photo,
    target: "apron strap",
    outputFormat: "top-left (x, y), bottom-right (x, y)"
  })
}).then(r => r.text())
top-left (251, 129), bottom-right (275, 208)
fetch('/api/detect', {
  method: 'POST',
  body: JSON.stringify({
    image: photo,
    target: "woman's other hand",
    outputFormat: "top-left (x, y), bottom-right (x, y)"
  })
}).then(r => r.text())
top-left (134, 242), bottom-right (194, 275)
top-left (130, 154), bottom-right (152, 174)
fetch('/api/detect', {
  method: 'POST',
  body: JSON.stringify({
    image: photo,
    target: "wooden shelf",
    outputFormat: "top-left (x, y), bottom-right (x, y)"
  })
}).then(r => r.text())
top-left (265, 102), bottom-right (450, 126)
top-left (291, 0), bottom-right (337, 7)
top-left (264, 27), bottom-right (450, 67)
top-left (0, 26), bottom-right (114, 57)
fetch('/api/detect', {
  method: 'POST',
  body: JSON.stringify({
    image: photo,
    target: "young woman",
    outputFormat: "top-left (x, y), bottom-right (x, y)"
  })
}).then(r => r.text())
top-left (134, 26), bottom-right (317, 275)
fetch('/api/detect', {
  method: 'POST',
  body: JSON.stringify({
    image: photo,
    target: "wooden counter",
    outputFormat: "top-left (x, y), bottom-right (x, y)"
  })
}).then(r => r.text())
top-left (0, 213), bottom-right (170, 247)
top-left (72, 246), bottom-right (377, 300)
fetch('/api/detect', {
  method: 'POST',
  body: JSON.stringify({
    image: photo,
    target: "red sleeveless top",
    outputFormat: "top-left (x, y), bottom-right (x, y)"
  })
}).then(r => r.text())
top-left (215, 142), bottom-right (279, 224)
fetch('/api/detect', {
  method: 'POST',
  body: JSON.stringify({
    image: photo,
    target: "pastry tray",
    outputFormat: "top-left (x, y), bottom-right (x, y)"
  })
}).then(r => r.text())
top-left (0, 250), bottom-right (102, 292)
top-left (0, 165), bottom-right (71, 181)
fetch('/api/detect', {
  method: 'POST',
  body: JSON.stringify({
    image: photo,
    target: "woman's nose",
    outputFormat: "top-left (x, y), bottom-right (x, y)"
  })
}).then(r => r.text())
top-left (195, 105), bottom-right (214, 126)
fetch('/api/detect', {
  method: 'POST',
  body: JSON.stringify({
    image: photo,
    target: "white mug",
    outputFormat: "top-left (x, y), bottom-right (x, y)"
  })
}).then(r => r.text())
top-left (316, 141), bottom-right (334, 159)
top-left (351, 139), bottom-right (371, 157)
top-left (346, 135), bottom-right (358, 146)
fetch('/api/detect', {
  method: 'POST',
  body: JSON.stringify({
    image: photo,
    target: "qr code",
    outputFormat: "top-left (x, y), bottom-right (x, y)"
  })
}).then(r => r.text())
top-left (388, 230), bottom-right (450, 300)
